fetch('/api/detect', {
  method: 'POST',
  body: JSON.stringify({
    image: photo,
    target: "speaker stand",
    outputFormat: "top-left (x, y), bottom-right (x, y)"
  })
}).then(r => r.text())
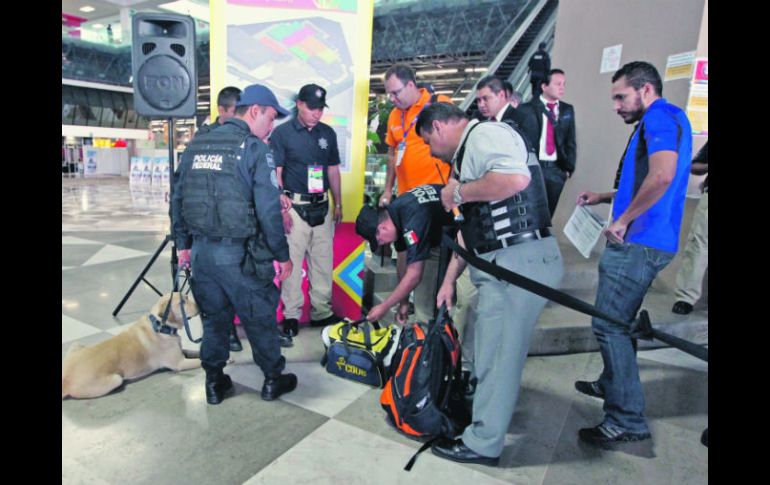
top-left (113, 117), bottom-right (179, 316)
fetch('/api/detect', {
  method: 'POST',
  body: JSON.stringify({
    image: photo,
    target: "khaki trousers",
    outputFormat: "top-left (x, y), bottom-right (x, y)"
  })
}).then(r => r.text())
top-left (674, 192), bottom-right (708, 304)
top-left (281, 203), bottom-right (334, 320)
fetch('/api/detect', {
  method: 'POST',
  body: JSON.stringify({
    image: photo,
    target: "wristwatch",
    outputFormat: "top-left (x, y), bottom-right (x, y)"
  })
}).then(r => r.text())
top-left (452, 183), bottom-right (464, 205)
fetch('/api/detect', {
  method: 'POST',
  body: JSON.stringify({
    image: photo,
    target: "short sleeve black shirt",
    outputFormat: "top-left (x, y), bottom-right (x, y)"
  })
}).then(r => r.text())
top-left (269, 118), bottom-right (341, 194)
top-left (386, 184), bottom-right (453, 265)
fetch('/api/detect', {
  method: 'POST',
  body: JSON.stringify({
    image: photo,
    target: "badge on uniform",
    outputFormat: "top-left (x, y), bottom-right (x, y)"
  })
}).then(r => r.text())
top-left (308, 165), bottom-right (324, 193)
top-left (403, 230), bottom-right (419, 246)
top-left (396, 141), bottom-right (406, 167)
top-left (318, 138), bottom-right (328, 150)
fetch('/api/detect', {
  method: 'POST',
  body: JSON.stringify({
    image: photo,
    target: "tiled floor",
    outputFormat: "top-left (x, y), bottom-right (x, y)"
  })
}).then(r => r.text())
top-left (62, 177), bottom-right (708, 484)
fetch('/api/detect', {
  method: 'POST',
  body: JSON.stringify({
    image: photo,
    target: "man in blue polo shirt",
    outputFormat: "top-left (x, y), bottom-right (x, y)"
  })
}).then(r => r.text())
top-left (573, 61), bottom-right (692, 445)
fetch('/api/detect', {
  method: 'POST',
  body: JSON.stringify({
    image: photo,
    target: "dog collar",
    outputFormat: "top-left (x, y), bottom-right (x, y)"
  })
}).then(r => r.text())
top-left (149, 314), bottom-right (178, 336)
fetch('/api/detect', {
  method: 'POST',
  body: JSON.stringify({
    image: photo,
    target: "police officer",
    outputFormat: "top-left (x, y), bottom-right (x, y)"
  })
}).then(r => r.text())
top-left (355, 184), bottom-right (453, 324)
top-left (171, 84), bottom-right (298, 405)
top-left (270, 83), bottom-right (342, 336)
top-left (192, 85), bottom-right (245, 353)
top-left (355, 185), bottom-right (479, 376)
top-left (416, 103), bottom-right (563, 466)
top-left (196, 86), bottom-right (241, 136)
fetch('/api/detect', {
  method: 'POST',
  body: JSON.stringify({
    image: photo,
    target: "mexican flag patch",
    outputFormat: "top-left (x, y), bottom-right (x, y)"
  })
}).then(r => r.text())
top-left (404, 230), bottom-right (419, 246)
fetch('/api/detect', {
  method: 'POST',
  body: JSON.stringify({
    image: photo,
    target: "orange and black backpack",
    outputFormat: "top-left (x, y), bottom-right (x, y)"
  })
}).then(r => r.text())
top-left (379, 305), bottom-right (470, 470)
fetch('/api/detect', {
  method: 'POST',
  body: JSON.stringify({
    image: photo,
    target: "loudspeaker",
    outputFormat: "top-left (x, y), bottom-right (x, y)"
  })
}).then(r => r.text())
top-left (131, 13), bottom-right (197, 118)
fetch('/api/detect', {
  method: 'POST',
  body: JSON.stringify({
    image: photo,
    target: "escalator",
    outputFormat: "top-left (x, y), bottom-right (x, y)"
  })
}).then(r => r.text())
top-left (462, 0), bottom-right (559, 114)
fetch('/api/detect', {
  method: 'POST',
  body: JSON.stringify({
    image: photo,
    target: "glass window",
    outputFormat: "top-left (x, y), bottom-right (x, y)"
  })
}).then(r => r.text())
top-left (72, 87), bottom-right (92, 126)
top-left (136, 114), bottom-right (150, 130)
top-left (62, 86), bottom-right (76, 125)
top-left (99, 90), bottom-right (118, 128)
top-left (86, 89), bottom-right (103, 126)
top-left (111, 92), bottom-right (128, 128)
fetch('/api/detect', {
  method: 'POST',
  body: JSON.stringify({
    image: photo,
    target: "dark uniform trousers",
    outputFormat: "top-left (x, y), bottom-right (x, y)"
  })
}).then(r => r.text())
top-left (190, 237), bottom-right (285, 377)
top-left (540, 161), bottom-right (568, 216)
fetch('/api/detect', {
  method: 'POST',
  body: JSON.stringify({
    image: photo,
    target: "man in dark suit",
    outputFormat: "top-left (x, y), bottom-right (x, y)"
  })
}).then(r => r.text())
top-left (528, 42), bottom-right (551, 98)
top-left (473, 75), bottom-right (526, 128)
top-left (517, 69), bottom-right (577, 216)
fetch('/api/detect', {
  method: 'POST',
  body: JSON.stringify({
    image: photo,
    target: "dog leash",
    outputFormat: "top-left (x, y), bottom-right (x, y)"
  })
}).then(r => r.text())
top-left (441, 234), bottom-right (708, 363)
top-left (159, 267), bottom-right (202, 344)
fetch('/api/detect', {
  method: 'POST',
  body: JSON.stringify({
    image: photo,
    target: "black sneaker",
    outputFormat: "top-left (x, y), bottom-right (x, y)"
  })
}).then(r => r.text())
top-left (575, 380), bottom-right (605, 399)
top-left (672, 301), bottom-right (693, 315)
top-left (310, 314), bottom-right (342, 327)
top-left (578, 423), bottom-right (651, 445)
top-left (261, 373), bottom-right (298, 401)
top-left (282, 318), bottom-right (299, 336)
top-left (278, 330), bottom-right (294, 348)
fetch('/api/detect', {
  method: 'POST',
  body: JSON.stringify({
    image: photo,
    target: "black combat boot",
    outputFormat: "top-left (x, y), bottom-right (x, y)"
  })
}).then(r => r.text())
top-left (205, 371), bottom-right (234, 405)
top-left (229, 324), bottom-right (243, 352)
top-left (282, 318), bottom-right (299, 337)
top-left (261, 373), bottom-right (297, 401)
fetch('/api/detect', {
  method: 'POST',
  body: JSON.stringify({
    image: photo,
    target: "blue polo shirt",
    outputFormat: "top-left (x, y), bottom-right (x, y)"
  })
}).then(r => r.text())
top-left (613, 98), bottom-right (692, 253)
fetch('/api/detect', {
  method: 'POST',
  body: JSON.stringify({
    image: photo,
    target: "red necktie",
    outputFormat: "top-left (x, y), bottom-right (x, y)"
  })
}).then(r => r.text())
top-left (546, 102), bottom-right (556, 156)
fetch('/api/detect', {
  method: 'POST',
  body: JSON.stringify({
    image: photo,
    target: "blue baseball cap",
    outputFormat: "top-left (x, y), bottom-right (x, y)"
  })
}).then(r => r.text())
top-left (235, 84), bottom-right (290, 118)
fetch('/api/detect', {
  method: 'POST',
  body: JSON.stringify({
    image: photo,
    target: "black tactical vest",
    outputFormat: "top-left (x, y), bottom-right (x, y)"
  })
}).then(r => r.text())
top-left (455, 121), bottom-right (551, 254)
top-left (180, 130), bottom-right (257, 239)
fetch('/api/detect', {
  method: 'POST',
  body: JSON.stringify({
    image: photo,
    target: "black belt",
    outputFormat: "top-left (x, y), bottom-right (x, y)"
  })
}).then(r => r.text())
top-left (540, 160), bottom-right (559, 167)
top-left (473, 228), bottom-right (551, 255)
top-left (284, 190), bottom-right (327, 203)
top-left (193, 236), bottom-right (248, 244)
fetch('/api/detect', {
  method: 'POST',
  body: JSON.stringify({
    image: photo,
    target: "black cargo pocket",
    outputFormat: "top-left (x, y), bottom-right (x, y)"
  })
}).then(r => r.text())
top-left (253, 262), bottom-right (276, 281)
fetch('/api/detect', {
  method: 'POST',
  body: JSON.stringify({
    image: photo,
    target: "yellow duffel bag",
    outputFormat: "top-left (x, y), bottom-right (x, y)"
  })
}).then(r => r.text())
top-left (321, 318), bottom-right (401, 387)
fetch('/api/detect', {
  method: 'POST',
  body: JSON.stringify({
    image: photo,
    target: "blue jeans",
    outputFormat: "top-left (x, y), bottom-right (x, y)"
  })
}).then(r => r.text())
top-left (190, 238), bottom-right (285, 377)
top-left (592, 241), bottom-right (674, 433)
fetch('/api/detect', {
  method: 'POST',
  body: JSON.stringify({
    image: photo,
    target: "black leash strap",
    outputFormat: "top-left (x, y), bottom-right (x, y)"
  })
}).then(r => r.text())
top-left (442, 235), bottom-right (708, 363)
top-left (161, 266), bottom-right (202, 344)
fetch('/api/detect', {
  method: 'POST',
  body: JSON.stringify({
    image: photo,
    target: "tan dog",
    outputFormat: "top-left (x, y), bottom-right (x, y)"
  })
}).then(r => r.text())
top-left (62, 292), bottom-right (202, 399)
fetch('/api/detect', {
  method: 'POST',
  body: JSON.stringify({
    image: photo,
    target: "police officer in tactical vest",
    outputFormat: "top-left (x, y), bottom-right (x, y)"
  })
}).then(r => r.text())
top-left (171, 84), bottom-right (298, 405)
top-left (416, 103), bottom-right (563, 466)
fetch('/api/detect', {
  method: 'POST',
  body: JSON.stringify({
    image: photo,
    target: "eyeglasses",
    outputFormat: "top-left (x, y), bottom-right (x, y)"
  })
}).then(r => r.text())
top-left (387, 85), bottom-right (407, 99)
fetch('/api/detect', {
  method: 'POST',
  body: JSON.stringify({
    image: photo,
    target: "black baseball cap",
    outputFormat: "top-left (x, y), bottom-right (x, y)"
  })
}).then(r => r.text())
top-left (235, 84), bottom-right (290, 118)
top-left (297, 83), bottom-right (329, 109)
top-left (355, 205), bottom-right (379, 252)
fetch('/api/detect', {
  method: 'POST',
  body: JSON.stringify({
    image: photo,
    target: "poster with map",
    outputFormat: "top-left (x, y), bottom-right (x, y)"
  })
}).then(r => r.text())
top-left (212, 0), bottom-right (373, 319)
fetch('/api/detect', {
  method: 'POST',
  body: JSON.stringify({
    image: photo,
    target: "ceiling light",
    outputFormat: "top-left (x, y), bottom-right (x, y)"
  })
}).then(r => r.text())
top-left (79, 6), bottom-right (95, 13)
top-left (158, 1), bottom-right (210, 22)
top-left (416, 69), bottom-right (458, 76)
top-left (91, 23), bottom-right (104, 29)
